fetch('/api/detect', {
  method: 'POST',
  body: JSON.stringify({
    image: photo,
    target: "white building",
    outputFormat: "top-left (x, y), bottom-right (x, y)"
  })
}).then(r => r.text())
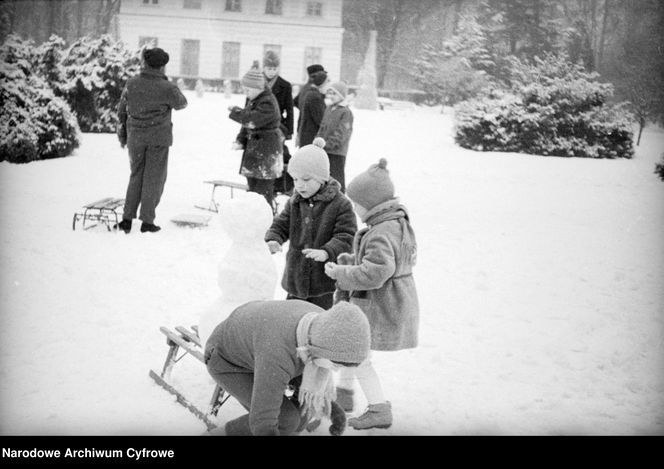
top-left (117, 0), bottom-right (344, 86)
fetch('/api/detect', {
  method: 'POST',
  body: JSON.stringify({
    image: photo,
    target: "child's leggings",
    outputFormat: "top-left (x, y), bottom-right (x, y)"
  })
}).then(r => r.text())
top-left (336, 355), bottom-right (386, 405)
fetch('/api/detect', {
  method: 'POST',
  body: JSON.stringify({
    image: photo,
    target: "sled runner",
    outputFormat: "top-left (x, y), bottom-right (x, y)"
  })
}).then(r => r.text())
top-left (149, 325), bottom-right (230, 431)
top-left (195, 179), bottom-right (248, 213)
top-left (195, 179), bottom-right (287, 216)
top-left (170, 213), bottom-right (211, 227)
top-left (72, 197), bottom-right (125, 231)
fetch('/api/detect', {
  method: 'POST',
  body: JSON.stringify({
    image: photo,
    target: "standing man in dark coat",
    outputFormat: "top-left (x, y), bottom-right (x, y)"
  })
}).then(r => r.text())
top-left (116, 47), bottom-right (188, 234)
top-left (295, 64), bottom-right (328, 148)
top-left (263, 50), bottom-right (294, 195)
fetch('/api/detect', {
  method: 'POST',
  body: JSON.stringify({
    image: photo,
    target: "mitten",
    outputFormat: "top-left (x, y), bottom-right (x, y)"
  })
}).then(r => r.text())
top-left (328, 401), bottom-right (347, 436)
top-left (337, 252), bottom-right (354, 265)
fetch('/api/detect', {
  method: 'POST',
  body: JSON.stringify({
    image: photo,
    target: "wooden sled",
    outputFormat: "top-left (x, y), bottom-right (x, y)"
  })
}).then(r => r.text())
top-left (149, 325), bottom-right (230, 431)
top-left (72, 197), bottom-right (125, 231)
top-left (195, 179), bottom-right (248, 213)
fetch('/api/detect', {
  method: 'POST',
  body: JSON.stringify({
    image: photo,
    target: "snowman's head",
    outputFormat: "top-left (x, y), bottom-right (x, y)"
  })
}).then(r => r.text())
top-left (222, 192), bottom-right (273, 241)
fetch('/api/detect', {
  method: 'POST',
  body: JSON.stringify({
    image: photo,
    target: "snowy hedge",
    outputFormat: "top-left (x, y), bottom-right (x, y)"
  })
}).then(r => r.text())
top-left (0, 36), bottom-right (80, 163)
top-left (655, 154), bottom-right (664, 181)
top-left (60, 35), bottom-right (141, 133)
top-left (454, 55), bottom-right (635, 159)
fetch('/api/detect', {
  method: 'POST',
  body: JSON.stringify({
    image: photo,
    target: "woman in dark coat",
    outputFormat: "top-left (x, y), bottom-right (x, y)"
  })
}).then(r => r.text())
top-left (229, 62), bottom-right (284, 209)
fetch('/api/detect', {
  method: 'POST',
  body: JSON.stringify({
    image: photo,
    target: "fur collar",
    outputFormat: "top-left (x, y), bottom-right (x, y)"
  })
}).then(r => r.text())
top-left (292, 178), bottom-right (342, 204)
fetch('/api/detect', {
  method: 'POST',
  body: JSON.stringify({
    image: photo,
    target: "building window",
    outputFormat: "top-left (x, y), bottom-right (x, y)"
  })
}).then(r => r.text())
top-left (142, 0), bottom-right (159, 5)
top-left (265, 0), bottom-right (282, 15)
top-left (181, 39), bottom-right (200, 77)
top-left (306, 1), bottom-right (322, 16)
top-left (222, 42), bottom-right (240, 78)
top-left (139, 37), bottom-right (158, 48)
top-left (183, 0), bottom-right (202, 8)
top-left (303, 46), bottom-right (322, 81)
top-left (225, 0), bottom-right (242, 12)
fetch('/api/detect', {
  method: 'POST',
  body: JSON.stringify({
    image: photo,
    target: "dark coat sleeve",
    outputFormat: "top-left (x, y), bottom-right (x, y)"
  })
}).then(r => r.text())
top-left (320, 196), bottom-right (357, 262)
top-left (282, 83), bottom-right (294, 139)
top-left (170, 85), bottom-right (188, 110)
top-left (229, 94), bottom-right (279, 130)
top-left (265, 197), bottom-right (293, 244)
top-left (303, 91), bottom-right (325, 130)
top-left (117, 87), bottom-right (128, 145)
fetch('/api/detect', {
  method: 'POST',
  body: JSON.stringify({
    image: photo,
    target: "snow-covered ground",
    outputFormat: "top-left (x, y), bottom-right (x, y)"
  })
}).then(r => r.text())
top-left (1, 90), bottom-right (662, 436)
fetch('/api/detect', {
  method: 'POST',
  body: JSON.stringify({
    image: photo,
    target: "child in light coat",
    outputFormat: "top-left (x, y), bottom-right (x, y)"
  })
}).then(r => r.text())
top-left (324, 158), bottom-right (419, 430)
top-left (265, 138), bottom-right (357, 309)
top-left (316, 81), bottom-right (354, 192)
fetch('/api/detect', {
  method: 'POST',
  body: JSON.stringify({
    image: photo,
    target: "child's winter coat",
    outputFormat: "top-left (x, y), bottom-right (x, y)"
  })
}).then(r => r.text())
top-left (333, 199), bottom-right (419, 351)
top-left (265, 179), bottom-right (356, 299)
top-left (316, 103), bottom-right (353, 157)
top-left (229, 89), bottom-right (284, 179)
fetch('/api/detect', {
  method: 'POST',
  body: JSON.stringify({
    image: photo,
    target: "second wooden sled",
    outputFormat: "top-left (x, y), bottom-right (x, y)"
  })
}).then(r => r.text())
top-left (149, 325), bottom-right (230, 431)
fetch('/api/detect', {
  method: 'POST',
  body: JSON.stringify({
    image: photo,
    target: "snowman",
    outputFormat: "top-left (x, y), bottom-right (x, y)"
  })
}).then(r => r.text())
top-left (197, 192), bottom-right (278, 346)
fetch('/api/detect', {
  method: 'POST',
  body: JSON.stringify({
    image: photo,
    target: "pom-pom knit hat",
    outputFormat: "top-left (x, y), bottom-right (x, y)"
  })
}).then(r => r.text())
top-left (143, 48), bottom-right (169, 68)
top-left (288, 137), bottom-right (329, 183)
top-left (308, 302), bottom-right (370, 364)
top-left (328, 82), bottom-right (348, 99)
top-left (346, 158), bottom-right (395, 210)
top-left (263, 50), bottom-right (280, 68)
top-left (241, 60), bottom-right (265, 89)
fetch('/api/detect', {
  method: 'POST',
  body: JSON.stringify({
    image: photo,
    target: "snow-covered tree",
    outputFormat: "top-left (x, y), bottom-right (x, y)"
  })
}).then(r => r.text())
top-left (454, 53), bottom-right (634, 159)
top-left (0, 35), bottom-right (80, 163)
top-left (412, 16), bottom-right (495, 105)
top-left (60, 35), bottom-right (141, 132)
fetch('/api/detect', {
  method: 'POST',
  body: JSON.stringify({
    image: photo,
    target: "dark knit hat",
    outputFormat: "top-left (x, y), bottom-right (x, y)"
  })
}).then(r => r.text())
top-left (308, 302), bottom-right (370, 364)
top-left (307, 64), bottom-right (325, 75)
top-left (346, 158), bottom-right (395, 210)
top-left (143, 48), bottom-right (169, 68)
top-left (263, 50), bottom-right (280, 68)
top-left (288, 137), bottom-right (329, 183)
top-left (311, 70), bottom-right (328, 86)
top-left (241, 60), bottom-right (265, 89)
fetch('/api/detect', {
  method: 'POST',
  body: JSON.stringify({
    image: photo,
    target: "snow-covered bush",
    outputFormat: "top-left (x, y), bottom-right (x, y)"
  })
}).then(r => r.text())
top-left (60, 35), bottom-right (141, 132)
top-left (0, 35), bottom-right (80, 163)
top-left (454, 54), bottom-right (635, 159)
top-left (655, 154), bottom-right (664, 181)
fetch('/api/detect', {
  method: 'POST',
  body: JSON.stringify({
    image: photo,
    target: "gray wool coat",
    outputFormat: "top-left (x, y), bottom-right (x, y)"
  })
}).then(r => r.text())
top-left (333, 200), bottom-right (419, 351)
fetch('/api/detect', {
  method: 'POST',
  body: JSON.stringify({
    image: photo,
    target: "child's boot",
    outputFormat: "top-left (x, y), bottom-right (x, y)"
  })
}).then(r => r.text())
top-left (348, 401), bottom-right (392, 430)
top-left (335, 387), bottom-right (355, 412)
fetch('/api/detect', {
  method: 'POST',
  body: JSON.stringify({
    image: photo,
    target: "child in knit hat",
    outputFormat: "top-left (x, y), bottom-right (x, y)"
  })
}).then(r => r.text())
top-left (324, 158), bottom-right (419, 431)
top-left (316, 81), bottom-right (354, 192)
top-left (229, 61), bottom-right (284, 211)
top-left (265, 138), bottom-right (356, 309)
top-left (204, 299), bottom-right (371, 435)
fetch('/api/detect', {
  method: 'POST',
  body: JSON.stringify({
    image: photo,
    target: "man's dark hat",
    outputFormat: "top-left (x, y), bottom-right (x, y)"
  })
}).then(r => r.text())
top-left (306, 64), bottom-right (325, 75)
top-left (143, 48), bottom-right (170, 68)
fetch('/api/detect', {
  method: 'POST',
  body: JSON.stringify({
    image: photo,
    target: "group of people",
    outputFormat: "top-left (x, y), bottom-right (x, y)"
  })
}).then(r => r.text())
top-left (115, 47), bottom-right (420, 436)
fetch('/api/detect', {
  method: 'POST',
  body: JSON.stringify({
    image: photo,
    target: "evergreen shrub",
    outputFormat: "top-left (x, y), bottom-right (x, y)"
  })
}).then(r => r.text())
top-left (454, 54), bottom-right (635, 159)
top-left (0, 36), bottom-right (80, 163)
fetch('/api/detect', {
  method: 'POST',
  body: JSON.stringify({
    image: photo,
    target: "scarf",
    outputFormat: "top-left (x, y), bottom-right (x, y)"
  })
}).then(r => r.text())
top-left (265, 74), bottom-right (278, 91)
top-left (363, 198), bottom-right (418, 266)
top-left (295, 312), bottom-right (337, 425)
